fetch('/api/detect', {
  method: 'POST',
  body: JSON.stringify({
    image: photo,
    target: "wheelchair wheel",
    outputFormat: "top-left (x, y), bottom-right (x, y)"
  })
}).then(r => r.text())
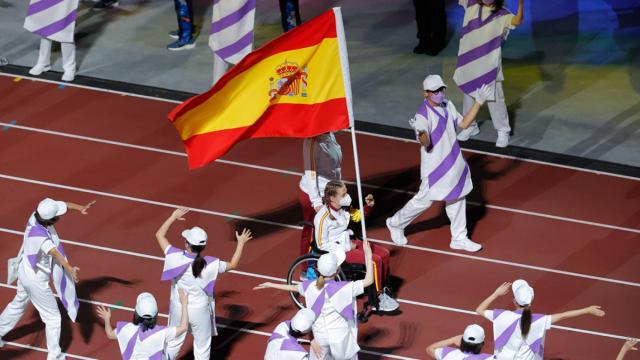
top-left (287, 254), bottom-right (345, 309)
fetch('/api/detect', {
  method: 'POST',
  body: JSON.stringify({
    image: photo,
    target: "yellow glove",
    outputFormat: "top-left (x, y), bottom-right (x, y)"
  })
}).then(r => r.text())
top-left (349, 208), bottom-right (362, 223)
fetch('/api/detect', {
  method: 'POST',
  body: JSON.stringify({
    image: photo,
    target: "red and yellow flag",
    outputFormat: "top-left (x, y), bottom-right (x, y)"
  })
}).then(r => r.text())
top-left (169, 8), bottom-right (353, 169)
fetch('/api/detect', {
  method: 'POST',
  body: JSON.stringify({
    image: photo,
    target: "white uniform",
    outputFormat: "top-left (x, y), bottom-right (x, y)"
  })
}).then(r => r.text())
top-left (264, 321), bottom-right (309, 360)
top-left (484, 309), bottom-right (551, 360)
top-left (299, 280), bottom-right (364, 360)
top-left (0, 215), bottom-right (69, 360)
top-left (314, 205), bottom-right (352, 253)
top-left (115, 322), bottom-right (178, 359)
top-left (388, 100), bottom-right (472, 242)
top-left (455, 0), bottom-right (515, 136)
top-left (299, 133), bottom-right (343, 208)
top-left (163, 245), bottom-right (227, 360)
top-left (24, 0), bottom-right (78, 76)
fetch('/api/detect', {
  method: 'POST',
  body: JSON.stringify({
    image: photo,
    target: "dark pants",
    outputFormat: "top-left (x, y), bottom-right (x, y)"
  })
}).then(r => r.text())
top-left (279, 0), bottom-right (301, 32)
top-left (174, 0), bottom-right (195, 40)
top-left (412, 0), bottom-right (446, 54)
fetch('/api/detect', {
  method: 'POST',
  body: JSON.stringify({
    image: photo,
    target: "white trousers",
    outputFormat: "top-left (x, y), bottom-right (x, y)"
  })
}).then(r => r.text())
top-left (165, 301), bottom-right (212, 360)
top-left (36, 38), bottom-right (76, 73)
top-left (212, 53), bottom-right (229, 85)
top-left (0, 264), bottom-right (64, 360)
top-left (388, 179), bottom-right (469, 242)
top-left (463, 81), bottom-right (510, 133)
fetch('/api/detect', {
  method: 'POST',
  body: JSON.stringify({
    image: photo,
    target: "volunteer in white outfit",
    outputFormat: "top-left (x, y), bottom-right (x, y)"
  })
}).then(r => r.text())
top-left (299, 132), bottom-right (343, 257)
top-left (254, 244), bottom-right (374, 360)
top-left (24, 0), bottom-right (80, 81)
top-left (476, 280), bottom-right (606, 360)
top-left (0, 198), bottom-right (95, 359)
top-left (96, 290), bottom-right (189, 359)
top-left (454, 0), bottom-right (524, 147)
top-left (426, 324), bottom-right (494, 359)
top-left (155, 208), bottom-right (253, 360)
top-left (386, 74), bottom-right (492, 252)
top-left (616, 338), bottom-right (639, 360)
top-left (264, 308), bottom-right (319, 360)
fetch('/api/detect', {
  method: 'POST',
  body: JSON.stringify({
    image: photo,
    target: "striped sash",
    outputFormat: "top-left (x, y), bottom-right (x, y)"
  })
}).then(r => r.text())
top-left (209, 0), bottom-right (256, 64)
top-left (23, 215), bottom-right (79, 321)
top-left (24, 0), bottom-right (79, 43)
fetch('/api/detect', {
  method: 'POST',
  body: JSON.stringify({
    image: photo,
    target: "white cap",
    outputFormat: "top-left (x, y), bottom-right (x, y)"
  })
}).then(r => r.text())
top-left (422, 74), bottom-right (448, 91)
top-left (512, 279), bottom-right (534, 306)
top-left (135, 292), bottom-right (158, 318)
top-left (290, 308), bottom-right (316, 333)
top-left (317, 250), bottom-right (346, 277)
top-left (181, 226), bottom-right (208, 246)
top-left (37, 198), bottom-right (68, 220)
top-left (463, 324), bottom-right (485, 344)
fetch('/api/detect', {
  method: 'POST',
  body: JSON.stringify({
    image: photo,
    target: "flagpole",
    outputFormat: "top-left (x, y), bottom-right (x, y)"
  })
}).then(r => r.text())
top-left (333, 7), bottom-right (368, 242)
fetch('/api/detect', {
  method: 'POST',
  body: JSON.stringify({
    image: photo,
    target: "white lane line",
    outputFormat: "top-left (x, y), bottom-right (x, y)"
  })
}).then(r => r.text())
top-left (3, 341), bottom-right (97, 360)
top-left (1, 71), bottom-right (637, 181)
top-left (1, 122), bottom-right (638, 235)
top-left (0, 174), bottom-right (638, 287)
top-left (0, 283), bottom-right (417, 360)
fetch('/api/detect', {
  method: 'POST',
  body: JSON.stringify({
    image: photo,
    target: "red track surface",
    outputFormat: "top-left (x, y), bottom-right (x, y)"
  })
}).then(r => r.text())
top-left (0, 75), bottom-right (638, 359)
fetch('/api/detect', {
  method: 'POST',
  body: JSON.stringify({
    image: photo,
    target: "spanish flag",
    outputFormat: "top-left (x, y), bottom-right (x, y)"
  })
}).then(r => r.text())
top-left (169, 7), bottom-right (354, 169)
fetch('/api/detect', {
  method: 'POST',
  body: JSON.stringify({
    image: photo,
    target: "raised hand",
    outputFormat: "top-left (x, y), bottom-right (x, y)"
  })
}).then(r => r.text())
top-left (171, 208), bottom-right (190, 221)
top-left (623, 338), bottom-right (638, 352)
top-left (80, 200), bottom-right (96, 215)
top-left (474, 84), bottom-right (493, 105)
top-left (235, 228), bottom-right (253, 244)
top-left (253, 282), bottom-right (273, 290)
top-left (96, 306), bottom-right (111, 322)
top-left (493, 282), bottom-right (511, 296)
top-left (587, 305), bottom-right (605, 317)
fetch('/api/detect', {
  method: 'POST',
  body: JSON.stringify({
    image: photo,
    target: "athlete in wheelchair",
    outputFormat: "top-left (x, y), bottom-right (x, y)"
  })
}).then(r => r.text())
top-left (287, 180), bottom-right (399, 322)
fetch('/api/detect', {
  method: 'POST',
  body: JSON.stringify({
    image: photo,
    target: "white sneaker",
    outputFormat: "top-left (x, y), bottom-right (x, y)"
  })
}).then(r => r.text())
top-left (376, 293), bottom-right (399, 312)
top-left (386, 218), bottom-right (407, 246)
top-left (62, 70), bottom-right (75, 82)
top-left (496, 131), bottom-right (510, 148)
top-left (457, 123), bottom-right (480, 141)
top-left (450, 238), bottom-right (482, 252)
top-left (28, 64), bottom-right (51, 76)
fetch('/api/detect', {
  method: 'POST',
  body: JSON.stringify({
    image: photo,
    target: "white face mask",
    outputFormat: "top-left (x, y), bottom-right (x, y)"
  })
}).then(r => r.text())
top-left (339, 194), bottom-right (352, 207)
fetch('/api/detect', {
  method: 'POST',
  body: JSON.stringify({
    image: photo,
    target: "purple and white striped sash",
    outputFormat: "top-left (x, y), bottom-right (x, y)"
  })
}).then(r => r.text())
top-left (209, 0), bottom-right (256, 64)
top-left (115, 322), bottom-right (168, 360)
top-left (440, 346), bottom-right (494, 360)
top-left (267, 321), bottom-right (307, 355)
top-left (23, 215), bottom-right (79, 321)
top-left (453, 1), bottom-right (512, 97)
top-left (302, 280), bottom-right (355, 322)
top-left (492, 309), bottom-right (547, 358)
top-left (24, 0), bottom-right (79, 43)
top-left (420, 101), bottom-right (471, 201)
top-left (161, 245), bottom-right (220, 297)
top-left (162, 246), bottom-right (221, 335)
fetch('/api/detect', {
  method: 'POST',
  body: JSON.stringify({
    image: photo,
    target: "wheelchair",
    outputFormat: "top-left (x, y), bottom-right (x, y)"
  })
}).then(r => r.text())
top-left (286, 222), bottom-right (379, 323)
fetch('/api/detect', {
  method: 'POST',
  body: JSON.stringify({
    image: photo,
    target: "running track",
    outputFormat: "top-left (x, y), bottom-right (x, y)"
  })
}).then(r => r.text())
top-left (0, 73), bottom-right (638, 359)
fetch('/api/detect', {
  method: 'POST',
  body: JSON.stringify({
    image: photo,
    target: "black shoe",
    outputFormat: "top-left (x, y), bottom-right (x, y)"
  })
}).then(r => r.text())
top-left (92, 0), bottom-right (118, 10)
top-left (413, 44), bottom-right (428, 54)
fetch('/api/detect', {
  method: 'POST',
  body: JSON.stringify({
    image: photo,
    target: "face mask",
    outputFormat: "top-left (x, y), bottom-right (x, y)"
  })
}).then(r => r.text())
top-left (430, 91), bottom-right (445, 104)
top-left (339, 194), bottom-right (352, 207)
